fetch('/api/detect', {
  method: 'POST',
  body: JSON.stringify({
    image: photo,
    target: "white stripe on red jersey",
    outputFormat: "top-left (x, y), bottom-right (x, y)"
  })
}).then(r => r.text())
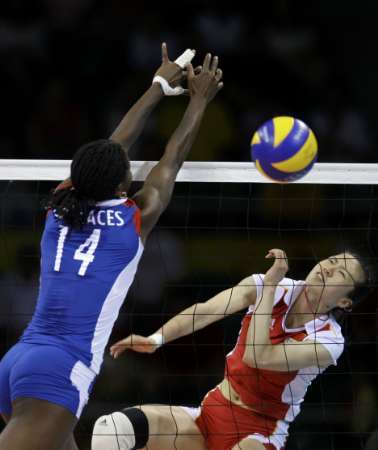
top-left (225, 274), bottom-right (344, 426)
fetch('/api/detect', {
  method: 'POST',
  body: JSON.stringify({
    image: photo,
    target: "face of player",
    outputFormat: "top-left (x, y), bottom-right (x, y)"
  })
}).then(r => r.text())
top-left (304, 253), bottom-right (366, 314)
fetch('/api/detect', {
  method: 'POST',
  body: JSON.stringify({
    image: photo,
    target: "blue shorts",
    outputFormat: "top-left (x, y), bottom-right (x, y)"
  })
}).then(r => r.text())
top-left (0, 342), bottom-right (96, 418)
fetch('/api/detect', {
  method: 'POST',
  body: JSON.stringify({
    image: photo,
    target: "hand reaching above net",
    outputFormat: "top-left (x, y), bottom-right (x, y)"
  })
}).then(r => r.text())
top-left (187, 53), bottom-right (223, 104)
top-left (153, 42), bottom-right (195, 96)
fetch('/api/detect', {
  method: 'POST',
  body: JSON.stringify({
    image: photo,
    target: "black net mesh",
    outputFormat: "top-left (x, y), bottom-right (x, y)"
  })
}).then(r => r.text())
top-left (0, 180), bottom-right (377, 450)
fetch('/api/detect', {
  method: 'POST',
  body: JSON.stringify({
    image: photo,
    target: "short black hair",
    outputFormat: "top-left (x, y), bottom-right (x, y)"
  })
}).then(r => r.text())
top-left (46, 139), bottom-right (130, 228)
top-left (332, 249), bottom-right (375, 322)
top-left (346, 249), bottom-right (375, 307)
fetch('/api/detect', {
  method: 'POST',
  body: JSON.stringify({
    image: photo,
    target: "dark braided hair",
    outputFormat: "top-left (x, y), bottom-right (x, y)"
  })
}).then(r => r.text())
top-left (46, 139), bottom-right (130, 229)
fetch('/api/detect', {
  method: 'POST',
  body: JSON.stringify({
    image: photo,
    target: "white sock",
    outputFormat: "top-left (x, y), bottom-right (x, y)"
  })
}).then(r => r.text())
top-left (91, 412), bottom-right (136, 450)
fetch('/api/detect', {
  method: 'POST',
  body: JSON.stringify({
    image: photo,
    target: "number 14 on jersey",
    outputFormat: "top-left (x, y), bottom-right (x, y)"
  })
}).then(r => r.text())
top-left (54, 227), bottom-right (101, 276)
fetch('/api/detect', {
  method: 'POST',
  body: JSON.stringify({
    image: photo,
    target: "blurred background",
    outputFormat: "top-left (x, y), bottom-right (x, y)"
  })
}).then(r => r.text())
top-left (1, 0), bottom-right (378, 449)
top-left (0, 0), bottom-right (378, 163)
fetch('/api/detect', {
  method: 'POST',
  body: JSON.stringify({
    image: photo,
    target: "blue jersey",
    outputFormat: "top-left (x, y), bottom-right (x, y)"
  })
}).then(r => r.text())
top-left (21, 198), bottom-right (143, 374)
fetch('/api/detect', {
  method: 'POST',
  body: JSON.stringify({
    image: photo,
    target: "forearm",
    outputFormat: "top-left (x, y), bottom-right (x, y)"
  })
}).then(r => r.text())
top-left (153, 285), bottom-right (250, 344)
top-left (162, 97), bottom-right (207, 169)
top-left (153, 304), bottom-right (203, 344)
top-left (110, 83), bottom-right (163, 149)
top-left (243, 286), bottom-right (276, 366)
top-left (143, 97), bottom-right (207, 203)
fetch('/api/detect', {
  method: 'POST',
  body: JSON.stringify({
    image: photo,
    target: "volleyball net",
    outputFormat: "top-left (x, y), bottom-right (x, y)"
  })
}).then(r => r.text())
top-left (0, 160), bottom-right (377, 450)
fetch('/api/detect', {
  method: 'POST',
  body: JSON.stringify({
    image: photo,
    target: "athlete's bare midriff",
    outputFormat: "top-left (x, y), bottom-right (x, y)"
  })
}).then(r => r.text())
top-left (218, 378), bottom-right (260, 413)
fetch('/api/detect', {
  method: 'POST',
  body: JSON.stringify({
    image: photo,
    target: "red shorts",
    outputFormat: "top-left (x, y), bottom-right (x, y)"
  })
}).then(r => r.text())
top-left (186, 387), bottom-right (287, 450)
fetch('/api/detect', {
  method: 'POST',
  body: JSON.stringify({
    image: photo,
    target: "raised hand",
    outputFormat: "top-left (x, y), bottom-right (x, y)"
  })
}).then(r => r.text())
top-left (154, 42), bottom-right (194, 91)
top-left (264, 249), bottom-right (289, 286)
top-left (110, 334), bottom-right (158, 359)
top-left (186, 53), bottom-right (223, 104)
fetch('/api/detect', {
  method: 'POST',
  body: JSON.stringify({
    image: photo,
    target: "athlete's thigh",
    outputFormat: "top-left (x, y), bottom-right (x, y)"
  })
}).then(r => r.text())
top-left (8, 344), bottom-right (95, 420)
top-left (139, 405), bottom-right (206, 450)
top-left (231, 438), bottom-right (268, 450)
top-left (61, 433), bottom-right (79, 450)
top-left (0, 343), bottom-right (29, 419)
top-left (0, 397), bottom-right (77, 450)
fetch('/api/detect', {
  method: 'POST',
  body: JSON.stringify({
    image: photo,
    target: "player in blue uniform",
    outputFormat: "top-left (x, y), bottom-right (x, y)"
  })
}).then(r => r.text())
top-left (0, 45), bottom-right (223, 450)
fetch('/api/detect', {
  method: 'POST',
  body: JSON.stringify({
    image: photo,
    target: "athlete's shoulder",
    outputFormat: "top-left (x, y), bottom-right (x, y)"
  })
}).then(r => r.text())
top-left (304, 316), bottom-right (345, 365)
top-left (252, 273), bottom-right (303, 287)
top-left (120, 198), bottom-right (141, 235)
top-left (123, 198), bottom-right (140, 210)
top-left (279, 277), bottom-right (306, 307)
top-left (44, 209), bottom-right (61, 229)
top-left (323, 316), bottom-right (344, 340)
top-left (304, 315), bottom-right (345, 349)
top-left (251, 274), bottom-right (304, 308)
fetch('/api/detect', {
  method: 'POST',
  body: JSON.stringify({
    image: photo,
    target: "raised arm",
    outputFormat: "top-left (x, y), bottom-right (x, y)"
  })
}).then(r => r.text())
top-left (132, 54), bottom-right (223, 242)
top-left (110, 43), bottom-right (189, 151)
top-left (242, 250), bottom-right (335, 371)
top-left (54, 43), bottom-right (189, 191)
top-left (110, 275), bottom-right (256, 358)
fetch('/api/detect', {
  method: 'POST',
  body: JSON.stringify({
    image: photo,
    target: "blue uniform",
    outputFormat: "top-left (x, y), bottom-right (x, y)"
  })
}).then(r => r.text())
top-left (0, 198), bottom-right (143, 418)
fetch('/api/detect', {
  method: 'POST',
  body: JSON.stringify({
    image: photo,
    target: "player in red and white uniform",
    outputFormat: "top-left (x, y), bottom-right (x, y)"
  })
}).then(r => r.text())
top-left (92, 249), bottom-right (368, 450)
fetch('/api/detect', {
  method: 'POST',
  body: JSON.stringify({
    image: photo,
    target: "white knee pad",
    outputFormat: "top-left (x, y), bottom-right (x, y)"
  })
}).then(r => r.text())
top-left (91, 412), bottom-right (135, 450)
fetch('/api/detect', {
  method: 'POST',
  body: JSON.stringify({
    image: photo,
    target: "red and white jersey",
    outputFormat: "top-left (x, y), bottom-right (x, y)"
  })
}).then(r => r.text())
top-left (225, 274), bottom-right (344, 424)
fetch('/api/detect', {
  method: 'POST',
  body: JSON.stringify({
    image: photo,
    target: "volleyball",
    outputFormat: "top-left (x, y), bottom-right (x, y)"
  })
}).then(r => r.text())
top-left (251, 116), bottom-right (318, 182)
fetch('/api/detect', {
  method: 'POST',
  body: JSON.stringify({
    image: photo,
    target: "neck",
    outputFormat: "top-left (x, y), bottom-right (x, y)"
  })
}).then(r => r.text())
top-left (287, 289), bottom-right (328, 328)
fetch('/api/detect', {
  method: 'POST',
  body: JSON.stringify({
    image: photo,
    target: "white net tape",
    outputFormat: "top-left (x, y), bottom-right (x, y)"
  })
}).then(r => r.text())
top-left (1, 160), bottom-right (378, 184)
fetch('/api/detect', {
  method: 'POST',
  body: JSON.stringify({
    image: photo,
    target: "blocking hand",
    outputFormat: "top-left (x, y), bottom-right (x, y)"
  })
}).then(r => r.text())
top-left (187, 53), bottom-right (223, 104)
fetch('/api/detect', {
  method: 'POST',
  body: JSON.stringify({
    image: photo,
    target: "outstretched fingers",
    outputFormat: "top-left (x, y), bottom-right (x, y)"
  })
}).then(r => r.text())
top-left (210, 55), bottom-right (219, 74)
top-left (215, 68), bottom-right (224, 91)
top-left (186, 63), bottom-right (195, 82)
top-left (161, 42), bottom-right (169, 63)
top-left (183, 65), bottom-right (202, 76)
top-left (202, 53), bottom-right (212, 72)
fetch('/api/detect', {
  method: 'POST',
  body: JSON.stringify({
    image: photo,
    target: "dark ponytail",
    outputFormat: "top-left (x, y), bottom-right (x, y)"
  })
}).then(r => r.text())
top-left (47, 187), bottom-right (97, 229)
top-left (46, 139), bottom-right (130, 229)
